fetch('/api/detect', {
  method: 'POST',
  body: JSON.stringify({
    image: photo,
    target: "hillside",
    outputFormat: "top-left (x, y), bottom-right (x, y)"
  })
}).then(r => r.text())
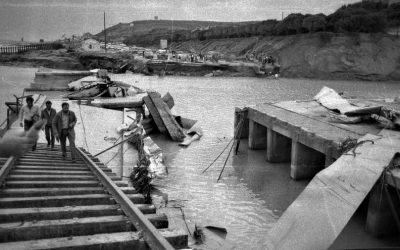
top-left (1, 32), bottom-right (399, 81)
top-left (93, 1), bottom-right (400, 47)
top-left (94, 19), bottom-right (255, 45)
top-left (175, 32), bottom-right (400, 81)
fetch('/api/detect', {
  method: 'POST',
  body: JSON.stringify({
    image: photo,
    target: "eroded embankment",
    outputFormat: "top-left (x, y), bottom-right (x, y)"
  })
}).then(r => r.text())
top-left (175, 33), bottom-right (400, 81)
top-left (1, 32), bottom-right (399, 81)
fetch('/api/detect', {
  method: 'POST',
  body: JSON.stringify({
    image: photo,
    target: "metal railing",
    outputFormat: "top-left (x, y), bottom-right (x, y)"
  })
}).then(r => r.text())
top-left (0, 43), bottom-right (57, 54)
top-left (0, 157), bottom-right (16, 186)
top-left (76, 147), bottom-right (175, 250)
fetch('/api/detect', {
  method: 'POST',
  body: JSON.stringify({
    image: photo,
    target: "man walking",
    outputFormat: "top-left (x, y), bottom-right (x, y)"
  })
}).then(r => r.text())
top-left (19, 96), bottom-right (40, 151)
top-left (40, 100), bottom-right (56, 149)
top-left (52, 102), bottom-right (77, 162)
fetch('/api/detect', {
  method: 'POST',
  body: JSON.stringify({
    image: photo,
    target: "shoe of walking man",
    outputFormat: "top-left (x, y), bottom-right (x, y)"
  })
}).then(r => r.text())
top-left (52, 102), bottom-right (77, 162)
top-left (41, 100), bottom-right (57, 150)
top-left (19, 96), bottom-right (40, 151)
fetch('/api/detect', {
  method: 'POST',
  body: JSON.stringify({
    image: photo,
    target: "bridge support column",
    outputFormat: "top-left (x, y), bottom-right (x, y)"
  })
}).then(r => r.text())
top-left (248, 120), bottom-right (267, 149)
top-left (266, 128), bottom-right (291, 162)
top-left (324, 145), bottom-right (336, 167)
top-left (234, 108), bottom-right (249, 139)
top-left (290, 141), bottom-right (325, 180)
top-left (366, 182), bottom-right (399, 237)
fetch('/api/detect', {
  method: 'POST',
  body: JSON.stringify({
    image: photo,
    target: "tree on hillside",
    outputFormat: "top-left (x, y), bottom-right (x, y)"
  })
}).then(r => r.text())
top-left (172, 31), bottom-right (186, 42)
top-left (302, 14), bottom-right (327, 33)
top-left (256, 20), bottom-right (278, 36)
top-left (386, 3), bottom-right (400, 32)
top-left (273, 13), bottom-right (306, 35)
top-left (327, 7), bottom-right (368, 30)
top-left (334, 12), bottom-right (386, 33)
top-left (327, 1), bottom-right (391, 33)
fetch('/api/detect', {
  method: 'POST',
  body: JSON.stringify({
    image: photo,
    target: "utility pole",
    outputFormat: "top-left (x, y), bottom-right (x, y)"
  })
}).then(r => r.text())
top-left (170, 19), bottom-right (174, 51)
top-left (104, 12), bottom-right (107, 53)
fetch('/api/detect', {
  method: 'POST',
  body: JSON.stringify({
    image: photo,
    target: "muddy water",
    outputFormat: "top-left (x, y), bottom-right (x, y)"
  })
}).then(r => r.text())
top-left (1, 66), bottom-right (399, 249)
top-left (0, 66), bottom-right (38, 126)
top-left (111, 74), bottom-right (399, 249)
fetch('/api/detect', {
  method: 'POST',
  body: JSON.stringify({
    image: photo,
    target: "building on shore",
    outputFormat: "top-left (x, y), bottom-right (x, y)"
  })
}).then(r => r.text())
top-left (81, 38), bottom-right (101, 52)
top-left (160, 39), bottom-right (168, 49)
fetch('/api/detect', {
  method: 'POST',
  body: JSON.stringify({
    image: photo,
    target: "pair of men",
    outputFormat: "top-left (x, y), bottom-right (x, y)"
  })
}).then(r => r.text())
top-left (20, 97), bottom-right (77, 161)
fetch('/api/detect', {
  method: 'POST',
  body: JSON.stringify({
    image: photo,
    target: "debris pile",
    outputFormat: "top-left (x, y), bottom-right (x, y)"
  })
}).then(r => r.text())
top-left (68, 69), bottom-right (202, 145)
top-left (66, 68), bottom-right (204, 201)
top-left (65, 69), bottom-right (145, 100)
top-left (314, 86), bottom-right (400, 131)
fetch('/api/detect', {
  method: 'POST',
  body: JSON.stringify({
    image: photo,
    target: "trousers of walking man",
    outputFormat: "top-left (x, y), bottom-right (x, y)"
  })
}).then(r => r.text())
top-left (40, 100), bottom-right (56, 149)
top-left (19, 96), bottom-right (40, 151)
top-left (52, 102), bottom-right (77, 162)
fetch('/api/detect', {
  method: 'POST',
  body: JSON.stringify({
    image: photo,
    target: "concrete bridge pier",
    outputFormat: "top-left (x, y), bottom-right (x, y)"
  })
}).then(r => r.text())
top-left (366, 182), bottom-right (400, 237)
top-left (234, 108), bottom-right (249, 139)
top-left (266, 128), bottom-right (291, 162)
top-left (290, 140), bottom-right (325, 180)
top-left (248, 120), bottom-right (267, 149)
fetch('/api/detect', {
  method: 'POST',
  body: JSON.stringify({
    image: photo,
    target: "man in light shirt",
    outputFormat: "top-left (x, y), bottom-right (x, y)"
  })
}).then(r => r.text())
top-left (52, 102), bottom-right (77, 162)
top-left (19, 96), bottom-right (40, 151)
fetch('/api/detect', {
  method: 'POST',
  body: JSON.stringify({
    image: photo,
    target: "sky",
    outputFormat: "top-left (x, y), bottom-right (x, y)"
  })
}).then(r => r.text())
top-left (0, 0), bottom-right (360, 42)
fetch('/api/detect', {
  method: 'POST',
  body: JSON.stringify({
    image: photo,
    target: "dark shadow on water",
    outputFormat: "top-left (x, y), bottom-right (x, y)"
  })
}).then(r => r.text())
top-left (231, 139), bottom-right (308, 216)
top-left (330, 196), bottom-right (400, 249)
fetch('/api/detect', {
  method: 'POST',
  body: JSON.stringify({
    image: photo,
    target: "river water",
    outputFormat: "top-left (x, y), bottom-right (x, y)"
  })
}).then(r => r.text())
top-left (1, 65), bottom-right (399, 249)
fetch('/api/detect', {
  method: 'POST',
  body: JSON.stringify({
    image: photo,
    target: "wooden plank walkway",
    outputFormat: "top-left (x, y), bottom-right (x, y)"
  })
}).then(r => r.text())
top-left (265, 129), bottom-right (400, 250)
top-left (143, 95), bottom-right (167, 134)
top-left (147, 92), bottom-right (185, 142)
top-left (0, 144), bottom-right (188, 249)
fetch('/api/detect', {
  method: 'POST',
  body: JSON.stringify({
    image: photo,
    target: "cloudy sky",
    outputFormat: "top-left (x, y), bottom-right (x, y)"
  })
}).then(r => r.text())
top-left (0, 0), bottom-right (359, 42)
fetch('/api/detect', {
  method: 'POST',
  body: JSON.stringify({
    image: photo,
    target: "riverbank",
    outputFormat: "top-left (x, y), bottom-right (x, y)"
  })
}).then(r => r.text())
top-left (1, 32), bottom-right (399, 81)
top-left (176, 33), bottom-right (400, 81)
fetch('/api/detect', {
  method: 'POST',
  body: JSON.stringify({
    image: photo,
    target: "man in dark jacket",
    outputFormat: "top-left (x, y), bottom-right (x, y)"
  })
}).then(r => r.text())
top-left (52, 102), bottom-right (77, 162)
top-left (41, 100), bottom-right (57, 149)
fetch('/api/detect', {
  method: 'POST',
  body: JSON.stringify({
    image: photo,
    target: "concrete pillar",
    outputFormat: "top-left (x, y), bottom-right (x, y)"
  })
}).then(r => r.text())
top-left (234, 108), bottom-right (249, 139)
top-left (366, 182), bottom-right (399, 237)
top-left (248, 120), bottom-right (267, 149)
top-left (290, 141), bottom-right (325, 180)
top-left (266, 128), bottom-right (291, 162)
top-left (324, 145), bottom-right (336, 167)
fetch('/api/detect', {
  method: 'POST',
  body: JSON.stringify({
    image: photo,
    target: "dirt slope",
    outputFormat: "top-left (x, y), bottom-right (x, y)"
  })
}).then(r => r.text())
top-left (175, 33), bottom-right (400, 81)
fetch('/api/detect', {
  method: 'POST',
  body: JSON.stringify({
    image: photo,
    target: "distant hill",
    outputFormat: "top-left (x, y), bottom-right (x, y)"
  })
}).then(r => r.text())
top-left (93, 19), bottom-right (256, 46)
top-left (92, 1), bottom-right (400, 47)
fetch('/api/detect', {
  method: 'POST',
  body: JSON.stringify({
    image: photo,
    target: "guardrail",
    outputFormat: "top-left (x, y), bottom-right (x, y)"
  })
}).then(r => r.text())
top-left (0, 156), bottom-right (16, 186)
top-left (76, 147), bottom-right (175, 250)
top-left (0, 43), bottom-right (59, 54)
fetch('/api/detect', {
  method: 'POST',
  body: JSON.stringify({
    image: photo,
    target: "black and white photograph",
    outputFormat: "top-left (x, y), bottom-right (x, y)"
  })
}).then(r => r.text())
top-left (0, 0), bottom-right (400, 249)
